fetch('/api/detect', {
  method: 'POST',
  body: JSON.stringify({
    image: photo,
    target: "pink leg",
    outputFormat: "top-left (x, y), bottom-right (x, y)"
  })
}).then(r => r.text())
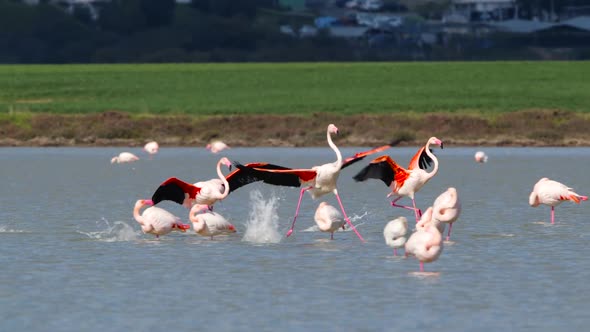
top-left (330, 232), bottom-right (334, 240)
top-left (446, 223), bottom-right (453, 241)
top-left (285, 186), bottom-right (312, 237)
top-left (551, 206), bottom-right (555, 225)
top-left (419, 261), bottom-right (424, 272)
top-left (391, 197), bottom-right (421, 223)
top-left (334, 190), bottom-right (365, 243)
top-left (393, 248), bottom-right (398, 256)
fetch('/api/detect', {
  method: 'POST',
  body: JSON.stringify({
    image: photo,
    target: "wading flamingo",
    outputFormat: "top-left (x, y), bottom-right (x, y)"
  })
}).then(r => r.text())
top-left (353, 137), bottom-right (443, 223)
top-left (133, 199), bottom-right (190, 238)
top-left (234, 124), bottom-right (399, 242)
top-left (189, 204), bottom-right (237, 239)
top-left (529, 177), bottom-right (588, 224)
top-left (206, 140), bottom-right (229, 154)
top-left (383, 216), bottom-right (408, 256)
top-left (314, 202), bottom-right (346, 240)
top-left (405, 207), bottom-right (443, 273)
top-left (144, 141), bottom-right (159, 158)
top-left (474, 151), bottom-right (488, 163)
top-left (111, 152), bottom-right (139, 164)
top-left (431, 187), bottom-right (461, 241)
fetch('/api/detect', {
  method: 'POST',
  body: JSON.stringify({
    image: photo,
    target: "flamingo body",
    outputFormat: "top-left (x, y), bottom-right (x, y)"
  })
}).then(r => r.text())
top-left (383, 216), bottom-right (408, 255)
top-left (529, 177), bottom-right (588, 224)
top-left (190, 204), bottom-right (236, 238)
top-left (431, 187), bottom-right (461, 241)
top-left (111, 152), bottom-right (139, 164)
top-left (314, 202), bottom-right (346, 239)
top-left (144, 141), bottom-right (159, 155)
top-left (206, 141), bottom-right (229, 154)
top-left (474, 151), bottom-right (488, 163)
top-left (405, 208), bottom-right (443, 272)
top-left (133, 199), bottom-right (190, 238)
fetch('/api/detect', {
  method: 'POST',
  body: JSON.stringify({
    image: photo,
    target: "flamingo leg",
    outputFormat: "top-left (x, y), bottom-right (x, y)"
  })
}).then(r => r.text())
top-left (286, 186), bottom-right (313, 238)
top-left (330, 232), bottom-right (334, 240)
top-left (419, 261), bottom-right (424, 272)
top-left (334, 189), bottom-right (365, 243)
top-left (446, 223), bottom-right (453, 241)
top-left (390, 197), bottom-right (421, 223)
top-left (551, 206), bottom-right (555, 225)
top-left (393, 248), bottom-right (398, 256)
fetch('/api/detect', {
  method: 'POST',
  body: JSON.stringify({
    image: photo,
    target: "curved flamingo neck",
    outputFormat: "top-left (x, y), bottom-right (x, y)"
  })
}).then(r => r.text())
top-left (133, 202), bottom-right (146, 225)
top-left (189, 206), bottom-right (205, 231)
top-left (327, 128), bottom-right (342, 167)
top-left (423, 141), bottom-right (439, 180)
top-left (217, 159), bottom-right (230, 198)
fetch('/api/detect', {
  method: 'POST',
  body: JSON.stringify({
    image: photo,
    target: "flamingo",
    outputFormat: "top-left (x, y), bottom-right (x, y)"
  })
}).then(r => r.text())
top-left (144, 141), bottom-right (159, 157)
top-left (353, 136), bottom-right (443, 223)
top-left (234, 124), bottom-right (399, 242)
top-left (405, 207), bottom-right (443, 273)
top-left (189, 204), bottom-right (237, 239)
top-left (133, 199), bottom-right (190, 238)
top-left (314, 202), bottom-right (346, 240)
top-left (383, 216), bottom-right (408, 256)
top-left (431, 187), bottom-right (461, 241)
top-left (474, 151), bottom-right (488, 163)
top-left (206, 140), bottom-right (229, 154)
top-left (111, 152), bottom-right (139, 164)
top-left (529, 177), bottom-right (588, 224)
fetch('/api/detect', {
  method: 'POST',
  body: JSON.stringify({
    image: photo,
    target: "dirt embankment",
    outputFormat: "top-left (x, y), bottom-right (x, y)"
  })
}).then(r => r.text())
top-left (1, 110), bottom-right (589, 147)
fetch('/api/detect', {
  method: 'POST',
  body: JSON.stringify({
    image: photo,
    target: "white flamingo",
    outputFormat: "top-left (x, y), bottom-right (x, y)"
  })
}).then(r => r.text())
top-left (474, 151), bottom-right (488, 163)
top-left (133, 199), bottom-right (190, 238)
top-left (144, 141), bottom-right (159, 157)
top-left (111, 152), bottom-right (139, 164)
top-left (431, 187), bottom-right (461, 241)
top-left (529, 177), bottom-right (588, 224)
top-left (206, 140), bottom-right (229, 154)
top-left (383, 216), bottom-right (408, 256)
top-left (405, 207), bottom-right (444, 273)
top-left (314, 201), bottom-right (346, 240)
top-left (189, 204), bottom-right (236, 239)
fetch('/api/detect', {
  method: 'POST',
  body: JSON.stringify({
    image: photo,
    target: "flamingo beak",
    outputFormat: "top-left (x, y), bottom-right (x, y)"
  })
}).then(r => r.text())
top-left (440, 142), bottom-right (444, 149)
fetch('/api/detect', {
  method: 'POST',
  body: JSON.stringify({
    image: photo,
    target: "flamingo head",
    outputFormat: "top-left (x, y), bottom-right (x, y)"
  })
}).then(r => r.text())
top-left (429, 137), bottom-right (443, 149)
top-left (220, 157), bottom-right (232, 170)
top-left (227, 225), bottom-right (237, 233)
top-left (529, 191), bottom-right (540, 207)
top-left (328, 124), bottom-right (339, 135)
top-left (135, 199), bottom-right (154, 210)
top-left (110, 157), bottom-right (118, 164)
top-left (318, 201), bottom-right (328, 209)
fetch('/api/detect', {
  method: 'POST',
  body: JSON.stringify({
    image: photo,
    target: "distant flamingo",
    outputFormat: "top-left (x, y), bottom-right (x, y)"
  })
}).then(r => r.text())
top-left (133, 199), bottom-right (190, 238)
top-left (474, 151), bottom-right (488, 163)
top-left (314, 202), bottom-right (346, 240)
top-left (206, 140), bottom-right (229, 154)
top-left (383, 216), bottom-right (408, 256)
top-left (144, 141), bottom-right (159, 158)
top-left (234, 124), bottom-right (398, 242)
top-left (353, 137), bottom-right (443, 223)
top-left (431, 187), bottom-right (461, 241)
top-left (189, 204), bottom-right (237, 239)
top-left (405, 207), bottom-right (444, 273)
top-left (529, 177), bottom-right (588, 224)
top-left (111, 152), bottom-right (139, 164)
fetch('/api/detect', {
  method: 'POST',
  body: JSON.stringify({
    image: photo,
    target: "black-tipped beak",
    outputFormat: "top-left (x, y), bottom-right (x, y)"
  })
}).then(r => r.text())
top-left (440, 142), bottom-right (444, 149)
top-left (229, 164), bottom-right (233, 171)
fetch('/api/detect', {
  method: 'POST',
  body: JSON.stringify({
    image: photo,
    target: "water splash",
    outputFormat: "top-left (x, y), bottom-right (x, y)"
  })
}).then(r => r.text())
top-left (0, 226), bottom-right (28, 233)
top-left (301, 211), bottom-right (368, 233)
top-left (79, 218), bottom-right (140, 242)
top-left (242, 190), bottom-right (282, 244)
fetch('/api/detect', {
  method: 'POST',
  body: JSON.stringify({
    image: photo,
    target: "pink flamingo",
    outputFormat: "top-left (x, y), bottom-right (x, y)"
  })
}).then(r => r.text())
top-left (189, 204), bottom-right (237, 239)
top-left (474, 151), bottom-right (488, 163)
top-left (144, 141), bottom-right (159, 158)
top-left (111, 152), bottom-right (139, 164)
top-left (314, 202), bottom-right (346, 240)
top-left (133, 199), bottom-right (190, 238)
top-left (405, 207), bottom-right (443, 273)
top-left (431, 187), bottom-right (461, 241)
top-left (234, 124), bottom-right (397, 242)
top-left (353, 137), bottom-right (443, 223)
top-left (529, 177), bottom-right (588, 224)
top-left (206, 140), bottom-right (229, 154)
top-left (383, 216), bottom-right (408, 256)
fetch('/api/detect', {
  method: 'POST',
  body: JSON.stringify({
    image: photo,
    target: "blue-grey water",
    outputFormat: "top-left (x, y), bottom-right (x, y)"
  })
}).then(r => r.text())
top-left (1, 146), bottom-right (589, 331)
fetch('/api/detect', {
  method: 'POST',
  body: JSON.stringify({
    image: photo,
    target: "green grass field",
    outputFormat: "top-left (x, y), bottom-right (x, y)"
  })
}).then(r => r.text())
top-left (1, 62), bottom-right (589, 115)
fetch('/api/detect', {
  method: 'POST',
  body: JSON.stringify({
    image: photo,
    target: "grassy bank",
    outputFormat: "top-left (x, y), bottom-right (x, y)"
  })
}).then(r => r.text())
top-left (1, 62), bottom-right (590, 115)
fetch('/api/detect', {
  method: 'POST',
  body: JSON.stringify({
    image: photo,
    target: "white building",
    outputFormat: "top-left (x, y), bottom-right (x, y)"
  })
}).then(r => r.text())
top-left (446, 0), bottom-right (516, 22)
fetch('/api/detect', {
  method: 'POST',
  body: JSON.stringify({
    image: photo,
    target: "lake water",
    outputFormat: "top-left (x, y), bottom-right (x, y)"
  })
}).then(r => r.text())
top-left (1, 146), bottom-right (589, 331)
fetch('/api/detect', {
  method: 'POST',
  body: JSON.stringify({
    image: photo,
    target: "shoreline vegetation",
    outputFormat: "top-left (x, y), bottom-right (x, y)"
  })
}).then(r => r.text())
top-left (1, 110), bottom-right (589, 147)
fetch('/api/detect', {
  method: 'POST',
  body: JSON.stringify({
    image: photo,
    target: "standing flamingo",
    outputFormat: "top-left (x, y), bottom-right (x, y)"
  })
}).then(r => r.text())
top-left (111, 152), bottom-right (139, 164)
top-left (206, 140), bottom-right (229, 154)
top-left (234, 124), bottom-right (398, 242)
top-left (133, 199), bottom-right (190, 238)
top-left (431, 187), bottom-right (461, 241)
top-left (529, 177), bottom-right (588, 224)
top-left (383, 216), bottom-right (408, 256)
top-left (314, 202), bottom-right (346, 240)
top-left (405, 207), bottom-right (443, 273)
top-left (189, 204), bottom-right (237, 239)
top-left (353, 137), bottom-right (443, 223)
top-left (144, 141), bottom-right (159, 158)
top-left (474, 151), bottom-right (488, 163)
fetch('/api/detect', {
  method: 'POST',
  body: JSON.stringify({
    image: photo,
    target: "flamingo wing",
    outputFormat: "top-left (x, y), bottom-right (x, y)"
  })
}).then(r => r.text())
top-left (353, 155), bottom-right (410, 188)
top-left (341, 139), bottom-right (402, 170)
top-left (234, 163), bottom-right (315, 187)
top-left (151, 177), bottom-right (201, 205)
top-left (226, 162), bottom-right (296, 193)
top-left (408, 146), bottom-right (434, 170)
